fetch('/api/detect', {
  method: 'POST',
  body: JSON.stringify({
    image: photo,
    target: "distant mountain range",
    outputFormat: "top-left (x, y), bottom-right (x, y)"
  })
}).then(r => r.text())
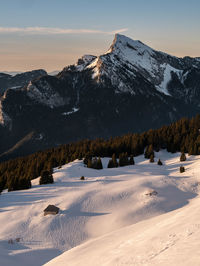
top-left (0, 71), bottom-right (23, 76)
top-left (0, 69), bottom-right (47, 96)
top-left (1, 34), bottom-right (200, 160)
top-left (0, 69), bottom-right (60, 96)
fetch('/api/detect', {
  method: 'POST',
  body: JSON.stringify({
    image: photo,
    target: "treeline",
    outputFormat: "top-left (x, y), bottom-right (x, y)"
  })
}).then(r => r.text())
top-left (1, 114), bottom-right (200, 192)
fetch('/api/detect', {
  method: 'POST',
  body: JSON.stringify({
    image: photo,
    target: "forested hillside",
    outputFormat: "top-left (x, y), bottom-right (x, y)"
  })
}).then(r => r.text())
top-left (1, 114), bottom-right (200, 192)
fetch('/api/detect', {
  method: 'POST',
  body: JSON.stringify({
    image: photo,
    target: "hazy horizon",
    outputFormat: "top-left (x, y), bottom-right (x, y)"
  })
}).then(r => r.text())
top-left (0, 0), bottom-right (200, 72)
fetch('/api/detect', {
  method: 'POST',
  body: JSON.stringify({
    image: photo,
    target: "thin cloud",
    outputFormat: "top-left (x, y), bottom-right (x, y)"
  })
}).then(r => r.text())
top-left (0, 27), bottom-right (128, 35)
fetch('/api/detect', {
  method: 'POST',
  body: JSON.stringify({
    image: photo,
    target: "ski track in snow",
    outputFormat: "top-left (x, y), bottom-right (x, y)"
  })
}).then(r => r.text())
top-left (0, 150), bottom-right (200, 265)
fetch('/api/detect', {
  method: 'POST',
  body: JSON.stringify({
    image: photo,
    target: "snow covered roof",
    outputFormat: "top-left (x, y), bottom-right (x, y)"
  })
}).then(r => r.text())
top-left (44, 205), bottom-right (59, 215)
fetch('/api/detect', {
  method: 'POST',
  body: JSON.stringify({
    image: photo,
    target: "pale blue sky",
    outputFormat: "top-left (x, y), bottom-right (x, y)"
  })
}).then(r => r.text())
top-left (0, 0), bottom-right (199, 71)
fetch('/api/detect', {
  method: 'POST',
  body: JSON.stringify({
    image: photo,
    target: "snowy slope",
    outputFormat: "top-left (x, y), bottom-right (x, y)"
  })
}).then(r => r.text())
top-left (48, 71), bottom-right (60, 76)
top-left (46, 192), bottom-right (200, 266)
top-left (0, 151), bottom-right (200, 266)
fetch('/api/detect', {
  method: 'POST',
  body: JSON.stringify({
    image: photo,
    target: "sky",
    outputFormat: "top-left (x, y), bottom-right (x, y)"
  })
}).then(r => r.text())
top-left (0, 0), bottom-right (200, 72)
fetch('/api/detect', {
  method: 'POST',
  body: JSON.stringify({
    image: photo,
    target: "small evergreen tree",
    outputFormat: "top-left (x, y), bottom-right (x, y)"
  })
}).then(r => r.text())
top-left (119, 153), bottom-right (129, 167)
top-left (108, 154), bottom-right (118, 168)
top-left (145, 145), bottom-right (154, 159)
top-left (87, 159), bottom-right (93, 168)
top-left (124, 152), bottom-right (129, 166)
top-left (112, 154), bottom-right (118, 167)
top-left (92, 157), bottom-right (98, 169)
top-left (157, 159), bottom-right (163, 165)
top-left (180, 166), bottom-right (185, 173)
top-left (18, 177), bottom-right (31, 190)
top-left (129, 155), bottom-right (135, 165)
top-left (119, 153), bottom-right (124, 167)
top-left (180, 152), bottom-right (186, 162)
top-left (107, 159), bottom-right (114, 168)
top-left (84, 153), bottom-right (92, 165)
top-left (39, 170), bottom-right (54, 185)
top-left (80, 176), bottom-right (85, 180)
top-left (48, 166), bottom-right (53, 175)
top-left (96, 157), bottom-right (103, 169)
top-left (149, 154), bottom-right (154, 163)
top-left (188, 141), bottom-right (195, 155)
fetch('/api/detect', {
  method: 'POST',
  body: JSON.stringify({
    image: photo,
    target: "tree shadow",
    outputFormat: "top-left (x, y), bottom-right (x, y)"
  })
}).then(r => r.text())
top-left (0, 239), bottom-right (61, 266)
top-left (0, 191), bottom-right (57, 209)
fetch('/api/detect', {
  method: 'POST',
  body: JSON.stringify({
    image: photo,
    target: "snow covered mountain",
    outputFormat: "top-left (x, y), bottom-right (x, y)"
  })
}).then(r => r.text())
top-left (0, 34), bottom-right (200, 159)
top-left (79, 34), bottom-right (200, 98)
top-left (0, 151), bottom-right (200, 265)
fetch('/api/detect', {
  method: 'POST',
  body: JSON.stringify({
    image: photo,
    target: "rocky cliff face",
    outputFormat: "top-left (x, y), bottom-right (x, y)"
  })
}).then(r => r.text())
top-left (0, 34), bottom-right (200, 160)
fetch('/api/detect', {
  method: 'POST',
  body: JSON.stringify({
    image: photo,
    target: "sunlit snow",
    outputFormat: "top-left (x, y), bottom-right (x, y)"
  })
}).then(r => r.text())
top-left (0, 151), bottom-right (200, 265)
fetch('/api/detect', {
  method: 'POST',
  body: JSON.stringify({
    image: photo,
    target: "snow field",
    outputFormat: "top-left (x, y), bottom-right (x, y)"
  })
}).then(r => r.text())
top-left (0, 150), bottom-right (199, 265)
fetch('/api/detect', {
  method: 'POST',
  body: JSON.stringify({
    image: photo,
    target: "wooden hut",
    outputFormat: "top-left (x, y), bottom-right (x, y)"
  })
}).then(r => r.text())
top-left (44, 205), bottom-right (59, 216)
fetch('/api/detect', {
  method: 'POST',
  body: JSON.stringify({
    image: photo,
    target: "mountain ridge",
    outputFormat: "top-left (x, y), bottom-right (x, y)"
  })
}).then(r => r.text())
top-left (0, 34), bottom-right (200, 160)
top-left (0, 69), bottom-right (47, 96)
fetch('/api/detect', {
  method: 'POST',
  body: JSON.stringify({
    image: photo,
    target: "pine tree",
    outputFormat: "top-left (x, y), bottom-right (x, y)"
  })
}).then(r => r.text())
top-left (180, 166), bottom-right (185, 173)
top-left (39, 170), bottom-right (54, 185)
top-left (145, 145), bottom-right (154, 159)
top-left (119, 153), bottom-right (124, 167)
top-left (119, 153), bottom-right (129, 167)
top-left (180, 152), bottom-right (186, 161)
top-left (107, 159), bottom-right (114, 168)
top-left (83, 153), bottom-right (92, 165)
top-left (144, 146), bottom-right (148, 158)
top-left (149, 154), bottom-right (154, 163)
top-left (18, 176), bottom-right (31, 190)
top-left (87, 159), bottom-right (92, 168)
top-left (96, 157), bottom-right (103, 169)
top-left (124, 152), bottom-right (129, 166)
top-left (129, 155), bottom-right (135, 165)
top-left (107, 154), bottom-right (118, 168)
top-left (112, 154), bottom-right (118, 167)
top-left (27, 163), bottom-right (38, 180)
top-left (92, 157), bottom-right (98, 169)
top-left (188, 142), bottom-right (194, 155)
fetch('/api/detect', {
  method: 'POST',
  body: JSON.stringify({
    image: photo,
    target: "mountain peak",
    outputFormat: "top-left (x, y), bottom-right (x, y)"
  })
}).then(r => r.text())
top-left (114, 33), bottom-right (138, 44)
top-left (107, 34), bottom-right (153, 55)
top-left (85, 34), bottom-right (185, 96)
top-left (83, 34), bottom-right (200, 97)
